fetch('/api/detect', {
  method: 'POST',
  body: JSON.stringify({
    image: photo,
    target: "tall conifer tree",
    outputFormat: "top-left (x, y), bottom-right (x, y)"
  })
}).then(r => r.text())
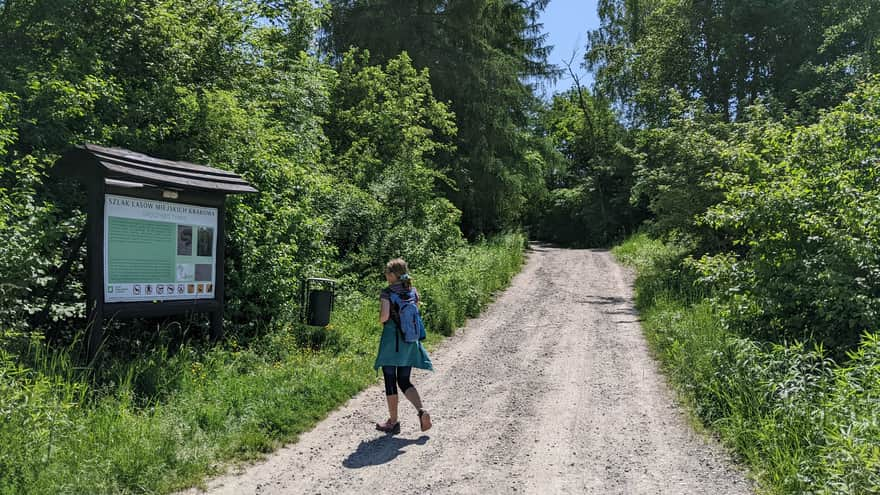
top-left (325, 0), bottom-right (554, 235)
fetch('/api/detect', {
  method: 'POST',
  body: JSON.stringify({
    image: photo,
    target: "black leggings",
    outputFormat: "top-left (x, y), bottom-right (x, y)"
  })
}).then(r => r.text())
top-left (382, 366), bottom-right (414, 396)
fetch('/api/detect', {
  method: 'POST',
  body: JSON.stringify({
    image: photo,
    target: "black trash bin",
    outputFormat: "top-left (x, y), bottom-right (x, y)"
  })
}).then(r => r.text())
top-left (300, 278), bottom-right (337, 326)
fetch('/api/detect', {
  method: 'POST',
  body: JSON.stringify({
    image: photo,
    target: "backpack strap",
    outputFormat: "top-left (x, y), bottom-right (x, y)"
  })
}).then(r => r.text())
top-left (389, 292), bottom-right (401, 352)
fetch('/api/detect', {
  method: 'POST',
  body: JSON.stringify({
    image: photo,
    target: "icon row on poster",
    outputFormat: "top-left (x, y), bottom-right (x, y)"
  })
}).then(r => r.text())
top-left (130, 283), bottom-right (213, 296)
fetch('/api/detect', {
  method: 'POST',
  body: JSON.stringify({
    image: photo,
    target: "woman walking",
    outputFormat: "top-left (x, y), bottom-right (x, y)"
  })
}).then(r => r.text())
top-left (374, 258), bottom-right (433, 434)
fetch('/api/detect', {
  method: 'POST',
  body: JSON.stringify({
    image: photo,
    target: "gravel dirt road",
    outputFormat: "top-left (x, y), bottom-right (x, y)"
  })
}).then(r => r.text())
top-left (188, 245), bottom-right (753, 494)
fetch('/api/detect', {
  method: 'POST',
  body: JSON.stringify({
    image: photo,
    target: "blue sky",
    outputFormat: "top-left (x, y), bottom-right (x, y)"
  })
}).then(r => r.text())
top-left (538, 0), bottom-right (601, 97)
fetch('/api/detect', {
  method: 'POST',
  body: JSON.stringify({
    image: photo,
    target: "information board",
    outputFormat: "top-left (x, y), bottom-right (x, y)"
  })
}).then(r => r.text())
top-left (103, 194), bottom-right (217, 303)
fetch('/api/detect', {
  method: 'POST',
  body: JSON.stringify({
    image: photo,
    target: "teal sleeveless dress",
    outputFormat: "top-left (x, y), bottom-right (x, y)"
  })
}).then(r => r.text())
top-left (373, 285), bottom-right (433, 371)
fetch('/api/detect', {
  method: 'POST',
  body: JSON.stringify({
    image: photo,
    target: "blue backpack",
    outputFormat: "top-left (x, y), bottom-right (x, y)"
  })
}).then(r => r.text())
top-left (389, 289), bottom-right (426, 343)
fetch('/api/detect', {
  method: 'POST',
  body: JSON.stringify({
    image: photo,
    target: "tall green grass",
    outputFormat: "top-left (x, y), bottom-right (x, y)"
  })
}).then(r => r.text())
top-left (418, 235), bottom-right (527, 335)
top-left (614, 233), bottom-right (880, 494)
top-left (0, 233), bottom-right (526, 494)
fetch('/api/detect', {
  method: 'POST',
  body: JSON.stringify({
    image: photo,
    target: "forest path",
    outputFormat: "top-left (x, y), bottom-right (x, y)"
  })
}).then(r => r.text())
top-left (187, 245), bottom-right (753, 494)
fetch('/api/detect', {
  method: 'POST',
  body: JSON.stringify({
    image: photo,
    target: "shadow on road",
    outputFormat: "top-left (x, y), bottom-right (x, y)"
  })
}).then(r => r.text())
top-left (527, 242), bottom-right (557, 252)
top-left (342, 435), bottom-right (430, 469)
top-left (578, 295), bottom-right (641, 320)
top-left (526, 241), bottom-right (612, 253)
top-left (579, 295), bottom-right (628, 305)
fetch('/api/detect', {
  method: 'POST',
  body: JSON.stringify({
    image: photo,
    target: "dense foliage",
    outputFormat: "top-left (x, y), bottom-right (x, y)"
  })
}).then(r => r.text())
top-left (608, 78), bottom-right (880, 355)
top-left (583, 0), bottom-right (880, 351)
top-left (324, 50), bottom-right (463, 277)
top-left (0, 0), bottom-right (533, 342)
top-left (325, 0), bottom-right (555, 235)
top-left (531, 87), bottom-right (642, 245)
top-left (696, 79), bottom-right (880, 351)
top-left (587, 0), bottom-right (880, 125)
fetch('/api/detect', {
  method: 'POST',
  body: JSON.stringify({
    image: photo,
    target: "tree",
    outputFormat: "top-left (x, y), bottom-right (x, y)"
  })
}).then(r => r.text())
top-left (585, 0), bottom-right (874, 125)
top-left (534, 85), bottom-right (641, 245)
top-left (0, 0), bottom-right (337, 337)
top-left (799, 0), bottom-right (880, 114)
top-left (324, 0), bottom-right (555, 236)
top-left (323, 50), bottom-right (463, 274)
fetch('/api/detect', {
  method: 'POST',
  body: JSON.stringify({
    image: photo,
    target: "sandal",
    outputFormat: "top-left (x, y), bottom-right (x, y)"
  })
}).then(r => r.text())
top-left (375, 421), bottom-right (400, 434)
top-left (418, 409), bottom-right (432, 432)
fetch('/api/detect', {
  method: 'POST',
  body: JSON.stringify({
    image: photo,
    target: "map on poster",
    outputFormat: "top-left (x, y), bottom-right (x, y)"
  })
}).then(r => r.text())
top-left (103, 194), bottom-right (217, 303)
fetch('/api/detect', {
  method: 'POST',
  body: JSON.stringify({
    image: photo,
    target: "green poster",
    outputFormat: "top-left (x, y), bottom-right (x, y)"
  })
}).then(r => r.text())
top-left (107, 217), bottom-right (176, 283)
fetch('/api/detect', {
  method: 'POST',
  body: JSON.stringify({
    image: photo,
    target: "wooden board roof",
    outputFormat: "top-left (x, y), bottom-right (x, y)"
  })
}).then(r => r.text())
top-left (54, 144), bottom-right (257, 194)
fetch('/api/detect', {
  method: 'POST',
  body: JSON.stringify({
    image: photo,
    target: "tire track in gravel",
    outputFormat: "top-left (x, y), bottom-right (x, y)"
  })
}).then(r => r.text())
top-left (185, 245), bottom-right (754, 495)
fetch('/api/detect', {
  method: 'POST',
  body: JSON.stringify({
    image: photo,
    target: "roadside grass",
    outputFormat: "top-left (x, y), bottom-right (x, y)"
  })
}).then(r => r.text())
top-left (0, 233), bottom-right (526, 495)
top-left (613, 233), bottom-right (880, 495)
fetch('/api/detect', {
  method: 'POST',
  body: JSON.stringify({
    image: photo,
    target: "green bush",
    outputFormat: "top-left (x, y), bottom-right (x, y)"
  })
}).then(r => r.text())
top-left (628, 95), bottom-right (732, 245)
top-left (419, 234), bottom-right (525, 335)
top-left (324, 50), bottom-right (464, 276)
top-left (697, 78), bottom-right (880, 351)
